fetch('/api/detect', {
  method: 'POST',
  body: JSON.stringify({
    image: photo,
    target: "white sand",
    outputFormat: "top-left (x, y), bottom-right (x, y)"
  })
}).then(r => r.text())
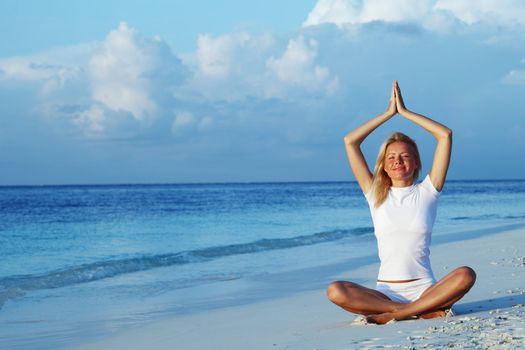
top-left (72, 226), bottom-right (525, 350)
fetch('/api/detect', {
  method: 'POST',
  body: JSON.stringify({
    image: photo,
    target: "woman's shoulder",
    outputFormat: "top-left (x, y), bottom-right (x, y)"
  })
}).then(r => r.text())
top-left (418, 174), bottom-right (441, 197)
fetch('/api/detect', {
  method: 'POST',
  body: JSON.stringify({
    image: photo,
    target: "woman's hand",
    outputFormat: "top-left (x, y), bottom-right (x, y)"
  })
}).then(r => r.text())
top-left (392, 80), bottom-right (452, 192)
top-left (343, 81), bottom-right (399, 193)
top-left (394, 80), bottom-right (408, 115)
top-left (386, 80), bottom-right (398, 117)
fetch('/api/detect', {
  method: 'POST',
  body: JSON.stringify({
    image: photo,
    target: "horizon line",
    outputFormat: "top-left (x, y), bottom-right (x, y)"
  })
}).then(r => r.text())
top-left (1, 178), bottom-right (525, 188)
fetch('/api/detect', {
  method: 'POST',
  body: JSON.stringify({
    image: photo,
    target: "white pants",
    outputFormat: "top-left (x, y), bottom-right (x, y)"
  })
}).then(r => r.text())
top-left (376, 277), bottom-right (436, 303)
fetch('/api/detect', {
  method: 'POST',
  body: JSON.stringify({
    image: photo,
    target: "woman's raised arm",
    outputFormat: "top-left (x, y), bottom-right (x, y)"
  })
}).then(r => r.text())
top-left (344, 82), bottom-right (397, 193)
top-left (394, 81), bottom-right (452, 192)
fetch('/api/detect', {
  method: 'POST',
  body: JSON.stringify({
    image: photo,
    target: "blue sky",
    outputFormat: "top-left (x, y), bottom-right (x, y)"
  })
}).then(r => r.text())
top-left (1, 0), bottom-right (524, 185)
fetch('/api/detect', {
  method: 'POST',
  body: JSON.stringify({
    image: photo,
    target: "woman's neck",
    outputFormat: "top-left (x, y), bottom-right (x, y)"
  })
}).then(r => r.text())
top-left (391, 178), bottom-right (414, 188)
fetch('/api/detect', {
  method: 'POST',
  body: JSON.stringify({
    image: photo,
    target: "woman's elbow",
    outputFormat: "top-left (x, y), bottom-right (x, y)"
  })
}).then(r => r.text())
top-left (343, 133), bottom-right (358, 146)
top-left (439, 127), bottom-right (452, 140)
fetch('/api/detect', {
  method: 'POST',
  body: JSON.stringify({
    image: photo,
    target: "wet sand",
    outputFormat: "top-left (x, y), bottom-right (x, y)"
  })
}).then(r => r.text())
top-left (72, 225), bottom-right (525, 350)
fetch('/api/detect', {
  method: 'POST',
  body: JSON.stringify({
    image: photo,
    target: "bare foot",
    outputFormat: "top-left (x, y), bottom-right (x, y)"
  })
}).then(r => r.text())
top-left (419, 309), bottom-right (448, 320)
top-left (365, 312), bottom-right (395, 325)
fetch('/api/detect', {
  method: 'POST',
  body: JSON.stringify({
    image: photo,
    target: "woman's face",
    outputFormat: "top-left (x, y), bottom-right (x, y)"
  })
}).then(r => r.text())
top-left (383, 141), bottom-right (418, 183)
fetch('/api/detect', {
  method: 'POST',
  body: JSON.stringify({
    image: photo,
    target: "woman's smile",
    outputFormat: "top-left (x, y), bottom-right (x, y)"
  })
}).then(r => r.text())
top-left (383, 141), bottom-right (419, 184)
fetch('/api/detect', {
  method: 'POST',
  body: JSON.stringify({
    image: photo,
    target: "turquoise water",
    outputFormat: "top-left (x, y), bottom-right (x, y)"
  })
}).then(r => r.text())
top-left (0, 180), bottom-right (524, 349)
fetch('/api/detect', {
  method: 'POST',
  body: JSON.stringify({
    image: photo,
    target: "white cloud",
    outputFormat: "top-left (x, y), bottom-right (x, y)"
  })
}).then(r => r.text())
top-left (0, 43), bottom-right (92, 89)
top-left (184, 32), bottom-right (338, 100)
top-left (0, 24), bottom-right (331, 142)
top-left (304, 0), bottom-right (435, 27)
top-left (0, 60), bottom-right (60, 81)
top-left (304, 0), bottom-right (525, 32)
top-left (2, 5), bottom-right (525, 182)
top-left (360, 0), bottom-right (434, 23)
top-left (194, 32), bottom-right (274, 79)
top-left (303, 0), bottom-right (360, 27)
top-left (0, 57), bottom-right (81, 98)
top-left (85, 22), bottom-right (186, 135)
top-left (185, 32), bottom-right (275, 100)
top-left (89, 22), bottom-right (159, 120)
top-left (266, 36), bottom-right (338, 96)
top-left (421, 8), bottom-right (462, 33)
top-left (73, 105), bottom-right (106, 135)
top-left (0, 22), bottom-right (187, 137)
top-left (435, 0), bottom-right (525, 27)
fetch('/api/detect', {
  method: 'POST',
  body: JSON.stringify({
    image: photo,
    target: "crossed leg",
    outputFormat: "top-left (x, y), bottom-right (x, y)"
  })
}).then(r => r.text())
top-left (326, 280), bottom-right (405, 315)
top-left (326, 266), bottom-right (476, 325)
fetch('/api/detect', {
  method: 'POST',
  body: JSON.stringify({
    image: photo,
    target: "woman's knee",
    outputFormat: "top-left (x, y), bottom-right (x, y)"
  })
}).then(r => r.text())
top-left (455, 266), bottom-right (476, 288)
top-left (326, 281), bottom-right (355, 304)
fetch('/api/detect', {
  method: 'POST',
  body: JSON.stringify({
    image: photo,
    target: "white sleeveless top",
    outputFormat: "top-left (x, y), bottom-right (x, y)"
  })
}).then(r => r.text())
top-left (365, 175), bottom-right (440, 280)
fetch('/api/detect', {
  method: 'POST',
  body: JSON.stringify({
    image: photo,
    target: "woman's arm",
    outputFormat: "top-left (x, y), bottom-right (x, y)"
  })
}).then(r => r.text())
top-left (394, 81), bottom-right (452, 192)
top-left (344, 82), bottom-right (397, 193)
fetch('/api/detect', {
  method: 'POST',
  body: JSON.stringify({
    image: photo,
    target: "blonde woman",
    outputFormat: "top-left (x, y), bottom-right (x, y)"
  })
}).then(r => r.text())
top-left (327, 81), bottom-right (476, 324)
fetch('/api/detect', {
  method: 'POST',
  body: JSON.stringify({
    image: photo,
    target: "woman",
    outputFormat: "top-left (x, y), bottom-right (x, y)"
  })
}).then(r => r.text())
top-left (327, 81), bottom-right (476, 324)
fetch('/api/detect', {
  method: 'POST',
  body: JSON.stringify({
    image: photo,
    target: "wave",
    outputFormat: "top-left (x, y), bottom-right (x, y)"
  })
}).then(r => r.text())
top-left (451, 214), bottom-right (525, 221)
top-left (0, 226), bottom-right (372, 307)
top-left (451, 214), bottom-right (499, 221)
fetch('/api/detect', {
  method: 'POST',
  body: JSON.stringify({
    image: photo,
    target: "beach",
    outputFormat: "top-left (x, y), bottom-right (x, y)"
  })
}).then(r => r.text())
top-left (3, 2), bottom-right (525, 348)
top-left (1, 181), bottom-right (524, 350)
top-left (72, 224), bottom-right (525, 350)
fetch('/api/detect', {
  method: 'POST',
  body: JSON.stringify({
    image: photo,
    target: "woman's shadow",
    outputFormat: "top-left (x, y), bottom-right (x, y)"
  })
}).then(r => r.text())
top-left (454, 293), bottom-right (525, 315)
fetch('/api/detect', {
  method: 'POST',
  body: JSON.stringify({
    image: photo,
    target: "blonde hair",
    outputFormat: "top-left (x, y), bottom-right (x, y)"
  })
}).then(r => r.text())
top-left (370, 132), bottom-right (421, 208)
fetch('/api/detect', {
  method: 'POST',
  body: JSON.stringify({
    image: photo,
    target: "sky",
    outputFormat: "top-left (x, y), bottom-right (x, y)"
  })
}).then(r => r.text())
top-left (1, 0), bottom-right (524, 185)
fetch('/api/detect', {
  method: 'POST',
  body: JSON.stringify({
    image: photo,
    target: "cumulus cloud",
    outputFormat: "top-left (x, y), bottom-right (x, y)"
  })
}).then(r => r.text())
top-left (304, 0), bottom-right (435, 27)
top-left (0, 43), bottom-right (93, 90)
top-left (2, 8), bottom-right (523, 147)
top-left (186, 32), bottom-right (274, 100)
top-left (0, 57), bottom-right (81, 98)
top-left (89, 23), bottom-right (157, 120)
top-left (184, 32), bottom-right (338, 100)
top-left (73, 105), bottom-right (106, 134)
top-left (89, 22), bottom-right (187, 125)
top-left (2, 24), bottom-right (336, 141)
top-left (360, 0), bottom-right (434, 23)
top-left (2, 2), bottom-right (525, 183)
top-left (435, 0), bottom-right (525, 27)
top-left (194, 32), bottom-right (273, 79)
top-left (303, 0), bottom-right (361, 27)
top-left (0, 60), bottom-right (63, 81)
top-left (304, 0), bottom-right (525, 32)
top-left (0, 22), bottom-right (188, 137)
top-left (266, 36), bottom-right (338, 96)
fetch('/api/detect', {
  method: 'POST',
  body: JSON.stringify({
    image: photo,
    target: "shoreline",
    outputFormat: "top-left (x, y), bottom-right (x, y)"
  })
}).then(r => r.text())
top-left (71, 224), bottom-right (525, 350)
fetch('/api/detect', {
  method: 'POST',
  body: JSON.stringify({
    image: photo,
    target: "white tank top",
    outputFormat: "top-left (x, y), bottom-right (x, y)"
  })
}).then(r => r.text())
top-left (365, 175), bottom-right (440, 280)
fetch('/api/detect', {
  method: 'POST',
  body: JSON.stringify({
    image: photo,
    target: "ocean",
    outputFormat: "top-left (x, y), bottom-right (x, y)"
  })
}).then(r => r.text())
top-left (1, 179), bottom-right (524, 349)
